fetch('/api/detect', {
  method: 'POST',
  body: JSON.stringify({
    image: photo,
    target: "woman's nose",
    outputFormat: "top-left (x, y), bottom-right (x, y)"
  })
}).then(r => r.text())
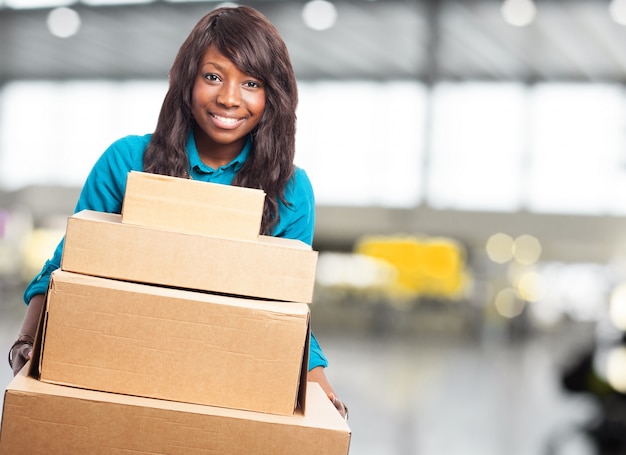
top-left (217, 82), bottom-right (240, 107)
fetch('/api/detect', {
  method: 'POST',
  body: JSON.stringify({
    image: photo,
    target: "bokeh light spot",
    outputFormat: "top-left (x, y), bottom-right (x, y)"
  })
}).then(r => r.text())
top-left (47, 7), bottom-right (81, 39)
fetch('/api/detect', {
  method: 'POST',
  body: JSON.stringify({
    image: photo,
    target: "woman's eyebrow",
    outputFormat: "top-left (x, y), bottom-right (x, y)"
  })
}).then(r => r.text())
top-left (200, 61), bottom-right (222, 70)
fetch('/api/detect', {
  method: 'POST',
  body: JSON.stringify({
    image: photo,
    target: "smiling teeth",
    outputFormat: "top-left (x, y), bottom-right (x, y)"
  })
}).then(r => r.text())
top-left (214, 115), bottom-right (238, 124)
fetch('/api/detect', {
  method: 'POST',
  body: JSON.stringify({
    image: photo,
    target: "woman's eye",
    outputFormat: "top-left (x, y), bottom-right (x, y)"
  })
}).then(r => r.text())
top-left (204, 73), bottom-right (220, 82)
top-left (244, 81), bottom-right (262, 88)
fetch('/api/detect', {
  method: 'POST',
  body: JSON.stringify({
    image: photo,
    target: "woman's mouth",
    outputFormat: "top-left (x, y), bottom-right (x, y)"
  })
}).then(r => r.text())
top-left (211, 113), bottom-right (242, 128)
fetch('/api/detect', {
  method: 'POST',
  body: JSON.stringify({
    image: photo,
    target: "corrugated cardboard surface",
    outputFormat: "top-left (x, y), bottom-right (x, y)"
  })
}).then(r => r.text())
top-left (37, 270), bottom-right (310, 416)
top-left (61, 210), bottom-right (318, 303)
top-left (121, 171), bottom-right (265, 241)
top-left (0, 369), bottom-right (351, 455)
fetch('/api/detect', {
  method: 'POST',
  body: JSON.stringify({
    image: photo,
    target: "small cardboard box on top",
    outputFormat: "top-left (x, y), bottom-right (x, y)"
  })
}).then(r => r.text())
top-left (61, 210), bottom-right (318, 303)
top-left (121, 171), bottom-right (266, 241)
top-left (0, 368), bottom-right (352, 455)
top-left (34, 270), bottom-right (310, 416)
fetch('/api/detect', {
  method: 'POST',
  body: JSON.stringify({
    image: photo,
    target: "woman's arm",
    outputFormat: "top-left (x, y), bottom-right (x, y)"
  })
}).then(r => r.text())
top-left (9, 294), bottom-right (45, 376)
top-left (277, 169), bottom-right (348, 418)
top-left (308, 366), bottom-right (348, 419)
top-left (12, 135), bottom-right (147, 375)
top-left (22, 135), bottom-right (146, 305)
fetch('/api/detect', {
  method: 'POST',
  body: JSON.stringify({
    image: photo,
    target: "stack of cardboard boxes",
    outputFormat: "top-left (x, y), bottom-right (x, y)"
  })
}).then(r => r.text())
top-left (0, 171), bottom-right (351, 454)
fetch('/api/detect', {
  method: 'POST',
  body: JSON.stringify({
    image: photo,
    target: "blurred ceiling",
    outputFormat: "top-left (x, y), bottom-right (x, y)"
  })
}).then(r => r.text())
top-left (4, 0), bottom-right (626, 264)
top-left (2, 0), bottom-right (626, 83)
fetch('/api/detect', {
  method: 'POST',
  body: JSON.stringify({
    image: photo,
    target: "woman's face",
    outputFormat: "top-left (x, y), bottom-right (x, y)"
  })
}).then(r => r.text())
top-left (191, 46), bottom-right (266, 160)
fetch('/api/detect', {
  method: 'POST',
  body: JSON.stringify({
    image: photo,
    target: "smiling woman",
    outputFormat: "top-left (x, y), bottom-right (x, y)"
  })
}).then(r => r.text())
top-left (6, 4), bottom-right (348, 421)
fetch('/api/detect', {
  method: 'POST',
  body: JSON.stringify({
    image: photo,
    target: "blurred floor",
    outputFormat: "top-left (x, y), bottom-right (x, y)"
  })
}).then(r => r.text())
top-left (317, 327), bottom-right (599, 455)
top-left (0, 281), bottom-right (602, 455)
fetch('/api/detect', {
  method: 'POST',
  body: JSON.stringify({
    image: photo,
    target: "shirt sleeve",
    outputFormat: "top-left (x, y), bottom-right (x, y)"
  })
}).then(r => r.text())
top-left (23, 136), bottom-right (145, 305)
top-left (308, 331), bottom-right (329, 370)
top-left (274, 168), bottom-right (329, 370)
top-left (274, 167), bottom-right (316, 245)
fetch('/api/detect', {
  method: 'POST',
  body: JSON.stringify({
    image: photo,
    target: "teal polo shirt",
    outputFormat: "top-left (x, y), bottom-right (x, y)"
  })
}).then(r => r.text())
top-left (23, 132), bottom-right (327, 370)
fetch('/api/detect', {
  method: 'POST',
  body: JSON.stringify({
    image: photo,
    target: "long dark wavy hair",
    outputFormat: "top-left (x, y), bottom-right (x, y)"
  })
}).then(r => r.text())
top-left (144, 6), bottom-right (298, 235)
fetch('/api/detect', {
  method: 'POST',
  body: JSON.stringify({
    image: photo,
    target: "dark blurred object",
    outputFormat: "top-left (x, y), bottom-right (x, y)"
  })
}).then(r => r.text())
top-left (559, 338), bottom-right (626, 455)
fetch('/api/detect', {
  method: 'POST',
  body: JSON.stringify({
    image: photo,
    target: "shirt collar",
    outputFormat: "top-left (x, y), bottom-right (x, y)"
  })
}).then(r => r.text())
top-left (187, 131), bottom-right (251, 174)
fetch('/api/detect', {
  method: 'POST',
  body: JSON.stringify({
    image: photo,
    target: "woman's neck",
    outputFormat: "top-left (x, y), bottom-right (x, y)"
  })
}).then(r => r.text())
top-left (193, 129), bottom-right (245, 169)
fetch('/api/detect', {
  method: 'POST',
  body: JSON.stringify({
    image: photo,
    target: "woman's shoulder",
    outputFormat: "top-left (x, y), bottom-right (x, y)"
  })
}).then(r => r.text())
top-left (275, 165), bottom-right (315, 242)
top-left (291, 166), bottom-right (313, 188)
top-left (285, 165), bottom-right (314, 205)
top-left (78, 134), bottom-right (154, 212)
top-left (108, 133), bottom-right (152, 154)
top-left (97, 133), bottom-right (152, 169)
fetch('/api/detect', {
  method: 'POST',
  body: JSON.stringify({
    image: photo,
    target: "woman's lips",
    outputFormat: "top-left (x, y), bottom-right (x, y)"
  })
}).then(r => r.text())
top-left (211, 113), bottom-right (243, 129)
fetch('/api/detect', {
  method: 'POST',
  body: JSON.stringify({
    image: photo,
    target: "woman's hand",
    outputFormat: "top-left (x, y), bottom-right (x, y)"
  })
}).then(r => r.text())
top-left (308, 366), bottom-right (348, 420)
top-left (9, 336), bottom-right (33, 376)
top-left (9, 293), bottom-right (45, 376)
top-left (327, 392), bottom-right (349, 420)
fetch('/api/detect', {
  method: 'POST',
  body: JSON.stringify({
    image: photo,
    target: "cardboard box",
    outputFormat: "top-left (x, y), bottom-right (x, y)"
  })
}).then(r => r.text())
top-left (61, 210), bottom-right (318, 303)
top-left (121, 171), bottom-right (265, 241)
top-left (36, 270), bottom-right (310, 416)
top-left (0, 369), bottom-right (351, 455)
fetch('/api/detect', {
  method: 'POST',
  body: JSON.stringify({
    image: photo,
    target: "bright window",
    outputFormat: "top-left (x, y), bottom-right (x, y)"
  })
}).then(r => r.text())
top-left (296, 81), bottom-right (426, 207)
top-left (0, 80), bottom-right (166, 190)
top-left (1, 80), bottom-right (625, 217)
top-left (527, 83), bottom-right (626, 215)
top-left (427, 82), bottom-right (527, 211)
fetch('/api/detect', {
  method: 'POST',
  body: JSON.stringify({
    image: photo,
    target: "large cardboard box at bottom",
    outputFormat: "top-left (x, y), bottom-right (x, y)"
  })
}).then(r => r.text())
top-left (62, 210), bottom-right (318, 303)
top-left (0, 369), bottom-right (351, 455)
top-left (36, 270), bottom-right (310, 416)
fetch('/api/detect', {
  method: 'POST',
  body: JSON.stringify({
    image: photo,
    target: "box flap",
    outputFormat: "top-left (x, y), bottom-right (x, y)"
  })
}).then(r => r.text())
top-left (27, 279), bottom-right (51, 379)
top-left (298, 313), bottom-right (311, 413)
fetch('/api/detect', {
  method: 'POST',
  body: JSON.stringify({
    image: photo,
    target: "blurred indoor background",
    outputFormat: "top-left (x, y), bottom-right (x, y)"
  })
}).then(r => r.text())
top-left (4, 0), bottom-right (626, 453)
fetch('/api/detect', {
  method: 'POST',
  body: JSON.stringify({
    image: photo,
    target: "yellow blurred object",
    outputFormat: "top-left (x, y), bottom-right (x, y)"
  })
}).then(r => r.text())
top-left (354, 235), bottom-right (468, 299)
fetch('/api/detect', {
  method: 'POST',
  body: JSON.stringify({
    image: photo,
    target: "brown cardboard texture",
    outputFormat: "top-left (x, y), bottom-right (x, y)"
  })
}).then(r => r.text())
top-left (36, 270), bottom-right (310, 416)
top-left (0, 368), bottom-right (351, 455)
top-left (61, 210), bottom-right (318, 303)
top-left (121, 171), bottom-right (265, 241)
